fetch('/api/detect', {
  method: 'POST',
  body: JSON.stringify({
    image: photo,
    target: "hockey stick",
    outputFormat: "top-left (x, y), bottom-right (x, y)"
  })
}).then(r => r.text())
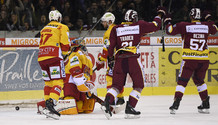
top-left (160, 0), bottom-right (172, 52)
top-left (93, 67), bottom-right (97, 72)
top-left (64, 0), bottom-right (117, 60)
top-left (90, 93), bottom-right (124, 114)
top-left (160, 0), bottom-right (165, 52)
top-left (168, 0), bottom-right (173, 14)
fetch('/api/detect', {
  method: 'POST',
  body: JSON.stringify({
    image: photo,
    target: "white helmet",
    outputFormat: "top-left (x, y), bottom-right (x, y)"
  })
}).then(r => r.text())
top-left (101, 12), bottom-right (115, 24)
top-left (189, 8), bottom-right (201, 20)
top-left (49, 10), bottom-right (62, 22)
top-left (125, 9), bottom-right (138, 22)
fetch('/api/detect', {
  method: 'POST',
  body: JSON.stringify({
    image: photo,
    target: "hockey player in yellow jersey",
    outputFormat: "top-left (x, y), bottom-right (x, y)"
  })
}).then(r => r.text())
top-left (96, 12), bottom-right (125, 105)
top-left (37, 38), bottom-right (95, 115)
top-left (37, 10), bottom-right (70, 119)
top-left (61, 38), bottom-right (95, 115)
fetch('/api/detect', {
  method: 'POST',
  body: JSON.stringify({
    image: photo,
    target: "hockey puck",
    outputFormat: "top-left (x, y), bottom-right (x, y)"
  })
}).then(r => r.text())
top-left (15, 106), bottom-right (20, 111)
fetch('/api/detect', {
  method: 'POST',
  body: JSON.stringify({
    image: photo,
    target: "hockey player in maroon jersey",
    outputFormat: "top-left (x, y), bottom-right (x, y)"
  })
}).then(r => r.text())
top-left (164, 8), bottom-right (217, 114)
top-left (101, 7), bottom-right (166, 119)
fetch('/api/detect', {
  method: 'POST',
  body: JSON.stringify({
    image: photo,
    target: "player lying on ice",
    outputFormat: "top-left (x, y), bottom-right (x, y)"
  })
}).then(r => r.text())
top-left (37, 38), bottom-right (96, 115)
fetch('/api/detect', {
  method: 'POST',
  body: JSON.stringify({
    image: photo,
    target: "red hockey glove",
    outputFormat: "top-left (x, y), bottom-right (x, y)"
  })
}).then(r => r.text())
top-left (96, 59), bottom-right (105, 71)
top-left (157, 6), bottom-right (167, 18)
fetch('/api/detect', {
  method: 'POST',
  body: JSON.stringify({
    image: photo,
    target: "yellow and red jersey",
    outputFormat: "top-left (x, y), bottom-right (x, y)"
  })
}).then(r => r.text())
top-left (38, 21), bottom-right (71, 61)
top-left (64, 49), bottom-right (93, 83)
top-left (99, 24), bottom-right (116, 62)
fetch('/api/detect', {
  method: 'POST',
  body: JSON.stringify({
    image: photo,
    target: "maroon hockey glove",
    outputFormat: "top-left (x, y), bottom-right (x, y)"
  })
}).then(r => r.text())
top-left (157, 6), bottom-right (167, 18)
top-left (202, 10), bottom-right (212, 21)
top-left (164, 14), bottom-right (172, 25)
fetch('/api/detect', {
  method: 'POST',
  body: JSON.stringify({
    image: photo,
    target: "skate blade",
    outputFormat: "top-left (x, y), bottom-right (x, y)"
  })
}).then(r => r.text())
top-left (170, 109), bottom-right (176, 114)
top-left (112, 102), bottom-right (126, 114)
top-left (198, 109), bottom-right (210, 114)
top-left (101, 106), bottom-right (112, 120)
top-left (42, 109), bottom-right (60, 120)
top-left (124, 114), bottom-right (140, 119)
top-left (37, 106), bottom-right (44, 115)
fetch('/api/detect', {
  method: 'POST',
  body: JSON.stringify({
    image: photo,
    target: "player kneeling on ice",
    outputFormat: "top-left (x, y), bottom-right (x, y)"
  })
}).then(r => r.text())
top-left (37, 38), bottom-right (96, 115)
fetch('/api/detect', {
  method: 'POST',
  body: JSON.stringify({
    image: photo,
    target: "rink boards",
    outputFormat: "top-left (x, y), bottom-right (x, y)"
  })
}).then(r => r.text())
top-left (0, 37), bottom-right (218, 101)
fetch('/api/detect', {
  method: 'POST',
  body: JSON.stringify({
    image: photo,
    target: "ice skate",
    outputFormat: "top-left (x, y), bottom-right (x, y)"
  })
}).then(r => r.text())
top-left (42, 98), bottom-right (61, 120)
top-left (169, 98), bottom-right (181, 114)
top-left (101, 97), bottom-right (112, 120)
top-left (116, 97), bottom-right (125, 105)
top-left (42, 108), bottom-right (60, 120)
top-left (124, 101), bottom-right (140, 119)
top-left (198, 96), bottom-right (210, 114)
top-left (37, 105), bottom-right (45, 115)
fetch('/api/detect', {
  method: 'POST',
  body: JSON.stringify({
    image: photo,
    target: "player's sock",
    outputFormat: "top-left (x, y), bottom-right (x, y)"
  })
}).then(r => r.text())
top-left (169, 98), bottom-right (181, 114)
top-left (124, 101), bottom-right (140, 119)
top-left (198, 96), bottom-right (210, 114)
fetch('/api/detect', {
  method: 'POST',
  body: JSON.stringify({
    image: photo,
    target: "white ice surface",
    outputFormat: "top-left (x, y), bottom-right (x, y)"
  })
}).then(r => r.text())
top-left (0, 95), bottom-right (218, 125)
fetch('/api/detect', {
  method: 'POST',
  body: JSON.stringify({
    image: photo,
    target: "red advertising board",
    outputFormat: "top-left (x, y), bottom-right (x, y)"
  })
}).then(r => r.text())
top-left (208, 36), bottom-right (218, 45)
top-left (0, 38), bottom-right (5, 46)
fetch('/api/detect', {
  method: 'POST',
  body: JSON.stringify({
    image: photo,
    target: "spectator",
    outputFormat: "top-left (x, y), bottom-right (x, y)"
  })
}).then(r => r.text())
top-left (86, 2), bottom-right (102, 30)
top-left (21, 0), bottom-right (35, 29)
top-left (1, 4), bottom-right (8, 12)
top-left (112, 0), bottom-right (125, 24)
top-left (98, 0), bottom-right (107, 15)
top-left (23, 21), bottom-right (30, 31)
top-left (134, 0), bottom-right (146, 20)
top-left (6, 0), bottom-right (24, 26)
top-left (147, 0), bottom-right (159, 21)
top-left (0, 15), bottom-right (7, 30)
top-left (6, 13), bottom-right (22, 31)
top-left (37, 14), bottom-right (48, 30)
top-left (74, 18), bottom-right (89, 34)
top-left (62, 15), bottom-right (74, 30)
top-left (62, 1), bottom-right (77, 24)
top-left (34, 0), bottom-right (49, 25)
top-left (172, 5), bottom-right (189, 24)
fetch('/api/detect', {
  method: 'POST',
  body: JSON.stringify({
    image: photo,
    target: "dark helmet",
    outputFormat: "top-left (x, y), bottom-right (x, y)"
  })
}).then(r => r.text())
top-left (189, 8), bottom-right (201, 20)
top-left (124, 9), bottom-right (138, 22)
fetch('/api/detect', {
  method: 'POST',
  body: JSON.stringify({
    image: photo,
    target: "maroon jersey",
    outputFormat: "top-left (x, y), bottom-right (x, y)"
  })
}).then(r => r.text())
top-left (166, 21), bottom-right (217, 61)
top-left (108, 16), bottom-right (161, 58)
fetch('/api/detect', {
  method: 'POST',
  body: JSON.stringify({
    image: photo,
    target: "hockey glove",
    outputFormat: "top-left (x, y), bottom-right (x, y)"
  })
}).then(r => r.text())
top-left (202, 10), bottom-right (212, 22)
top-left (164, 14), bottom-right (172, 25)
top-left (96, 57), bottom-right (105, 71)
top-left (157, 6), bottom-right (167, 18)
top-left (108, 56), bottom-right (114, 69)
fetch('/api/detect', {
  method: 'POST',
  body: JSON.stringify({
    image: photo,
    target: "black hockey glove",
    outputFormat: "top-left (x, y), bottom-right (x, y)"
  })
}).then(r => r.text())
top-left (107, 56), bottom-right (114, 69)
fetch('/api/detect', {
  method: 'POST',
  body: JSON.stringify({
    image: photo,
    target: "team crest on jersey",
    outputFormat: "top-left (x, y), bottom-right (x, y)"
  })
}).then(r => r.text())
top-left (42, 70), bottom-right (50, 81)
top-left (70, 56), bottom-right (79, 66)
top-left (50, 66), bottom-right (61, 79)
top-left (104, 39), bottom-right (108, 45)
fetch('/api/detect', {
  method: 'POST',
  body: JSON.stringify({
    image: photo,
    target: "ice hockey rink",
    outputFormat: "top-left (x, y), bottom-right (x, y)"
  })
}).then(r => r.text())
top-left (0, 95), bottom-right (218, 125)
